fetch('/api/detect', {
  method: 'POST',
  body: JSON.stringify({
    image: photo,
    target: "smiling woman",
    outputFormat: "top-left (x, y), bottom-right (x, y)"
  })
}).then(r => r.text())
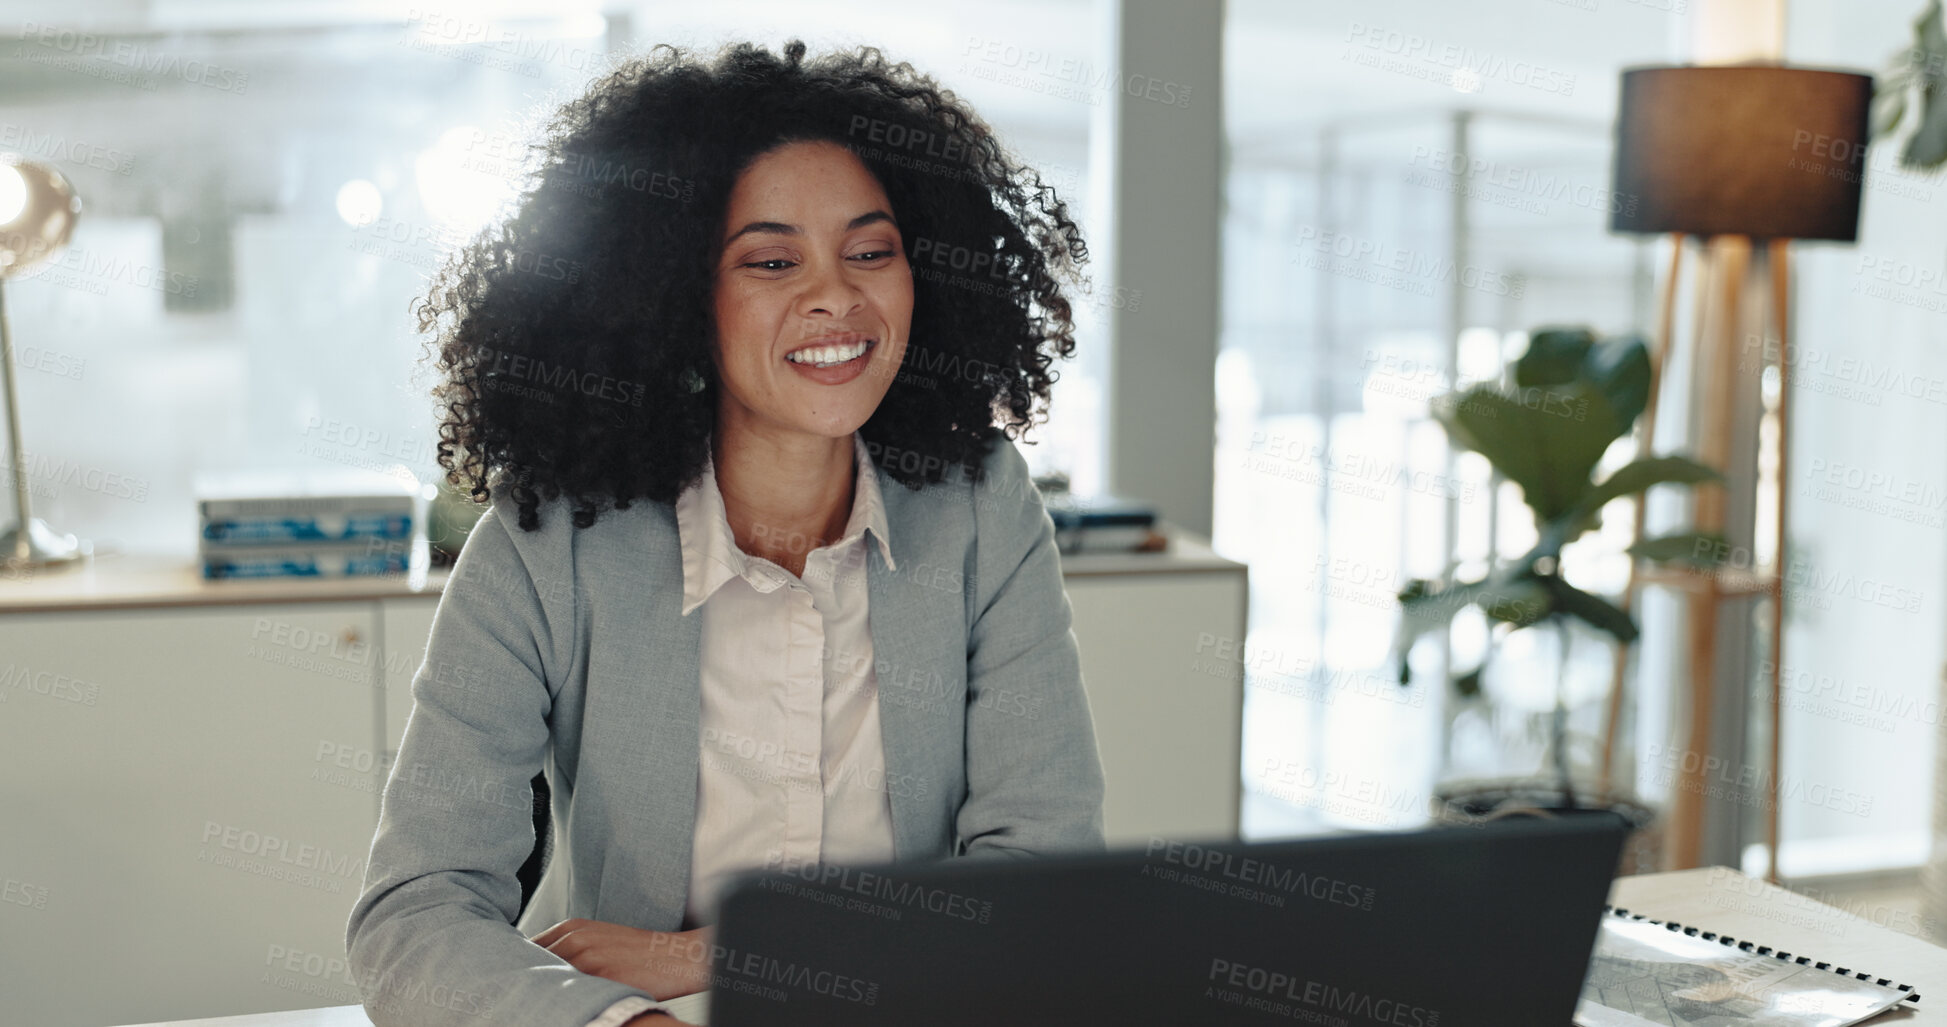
top-left (346, 37), bottom-right (1106, 1027)
top-left (416, 37), bottom-right (1089, 535)
top-left (706, 140), bottom-right (915, 576)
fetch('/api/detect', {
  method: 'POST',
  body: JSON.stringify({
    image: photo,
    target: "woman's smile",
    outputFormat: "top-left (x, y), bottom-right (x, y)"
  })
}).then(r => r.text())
top-left (783, 335), bottom-right (877, 384)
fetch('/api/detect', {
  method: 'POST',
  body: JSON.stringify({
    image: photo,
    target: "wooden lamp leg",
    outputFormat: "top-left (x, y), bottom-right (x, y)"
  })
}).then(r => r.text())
top-left (1602, 232), bottom-right (1685, 802)
top-left (1765, 237), bottom-right (1791, 884)
top-left (1668, 235), bottom-right (1747, 870)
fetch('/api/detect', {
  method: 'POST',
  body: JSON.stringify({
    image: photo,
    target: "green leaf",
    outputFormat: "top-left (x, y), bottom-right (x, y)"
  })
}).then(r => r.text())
top-left (1905, 0), bottom-right (1947, 168)
top-left (1396, 574), bottom-right (1501, 663)
top-left (1568, 455), bottom-right (1720, 536)
top-left (1435, 387), bottom-right (1543, 492)
top-left (1479, 578), bottom-right (1554, 627)
top-left (1514, 327), bottom-right (1594, 388)
top-left (1629, 531), bottom-right (1728, 566)
top-left (1434, 382), bottom-right (1619, 522)
top-left (1396, 577), bottom-right (1432, 603)
top-left (1585, 334), bottom-right (1651, 438)
top-left (1538, 576), bottom-right (1639, 646)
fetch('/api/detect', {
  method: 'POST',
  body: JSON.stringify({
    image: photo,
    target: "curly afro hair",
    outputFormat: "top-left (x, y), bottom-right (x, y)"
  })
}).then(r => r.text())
top-left (416, 37), bottom-right (1090, 532)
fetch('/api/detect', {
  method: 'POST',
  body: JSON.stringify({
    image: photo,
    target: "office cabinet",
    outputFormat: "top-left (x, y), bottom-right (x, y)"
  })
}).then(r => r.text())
top-left (0, 527), bottom-right (1245, 1026)
top-left (1067, 571), bottom-right (1247, 846)
top-left (0, 604), bottom-right (381, 1027)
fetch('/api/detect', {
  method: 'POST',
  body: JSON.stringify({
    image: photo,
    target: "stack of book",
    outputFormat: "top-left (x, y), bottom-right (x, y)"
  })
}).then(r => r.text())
top-left (195, 468), bottom-right (417, 579)
top-left (1037, 483), bottom-right (1162, 555)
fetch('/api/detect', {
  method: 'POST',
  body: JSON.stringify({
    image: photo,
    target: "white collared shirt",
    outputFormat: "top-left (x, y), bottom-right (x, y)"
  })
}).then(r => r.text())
top-left (588, 431), bottom-right (898, 1027)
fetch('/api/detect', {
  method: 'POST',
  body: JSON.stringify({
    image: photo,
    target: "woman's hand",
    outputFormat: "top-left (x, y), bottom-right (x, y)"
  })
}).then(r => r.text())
top-left (530, 918), bottom-right (715, 1000)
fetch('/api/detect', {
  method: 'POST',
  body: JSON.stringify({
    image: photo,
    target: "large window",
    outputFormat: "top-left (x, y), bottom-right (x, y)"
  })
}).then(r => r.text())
top-left (1220, 0), bottom-right (1943, 884)
top-left (1221, 0), bottom-right (1669, 835)
top-left (1, 0), bottom-right (1106, 555)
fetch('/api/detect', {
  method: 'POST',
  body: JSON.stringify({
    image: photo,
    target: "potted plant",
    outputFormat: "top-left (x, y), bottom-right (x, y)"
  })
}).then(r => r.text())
top-left (1392, 327), bottom-right (1721, 867)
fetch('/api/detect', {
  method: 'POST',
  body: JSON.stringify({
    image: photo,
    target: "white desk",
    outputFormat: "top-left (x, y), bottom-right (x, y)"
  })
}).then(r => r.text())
top-left (113, 869), bottom-right (1945, 1027)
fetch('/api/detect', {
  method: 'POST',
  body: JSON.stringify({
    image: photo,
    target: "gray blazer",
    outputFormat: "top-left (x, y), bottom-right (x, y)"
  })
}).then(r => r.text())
top-left (343, 434), bottom-right (1107, 1026)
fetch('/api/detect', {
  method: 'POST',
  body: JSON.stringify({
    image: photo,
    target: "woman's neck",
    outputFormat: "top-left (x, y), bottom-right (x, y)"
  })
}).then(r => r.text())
top-left (710, 421), bottom-right (856, 579)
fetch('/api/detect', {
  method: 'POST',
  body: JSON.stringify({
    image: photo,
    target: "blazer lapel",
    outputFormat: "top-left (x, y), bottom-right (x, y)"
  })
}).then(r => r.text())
top-left (866, 465), bottom-right (961, 862)
top-left (586, 500), bottom-right (701, 931)
top-left (866, 530), bottom-right (927, 860)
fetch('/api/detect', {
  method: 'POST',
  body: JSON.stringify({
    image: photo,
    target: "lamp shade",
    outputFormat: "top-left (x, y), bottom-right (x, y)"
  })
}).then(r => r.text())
top-left (1609, 64), bottom-right (1872, 240)
top-left (0, 157), bottom-right (80, 275)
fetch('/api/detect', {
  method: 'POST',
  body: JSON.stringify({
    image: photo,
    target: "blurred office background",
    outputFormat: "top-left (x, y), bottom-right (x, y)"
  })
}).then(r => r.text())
top-left (1, 0), bottom-right (1943, 1021)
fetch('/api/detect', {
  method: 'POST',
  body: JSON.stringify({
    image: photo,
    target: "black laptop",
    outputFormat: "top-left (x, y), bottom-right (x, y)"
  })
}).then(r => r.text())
top-left (697, 813), bottom-right (1628, 1026)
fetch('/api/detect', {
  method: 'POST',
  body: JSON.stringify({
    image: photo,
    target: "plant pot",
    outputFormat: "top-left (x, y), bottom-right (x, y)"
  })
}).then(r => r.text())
top-left (1434, 777), bottom-right (1662, 877)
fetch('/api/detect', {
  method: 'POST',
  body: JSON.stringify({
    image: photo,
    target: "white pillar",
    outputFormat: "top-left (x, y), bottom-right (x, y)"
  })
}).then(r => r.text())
top-left (1092, 0), bottom-right (1224, 536)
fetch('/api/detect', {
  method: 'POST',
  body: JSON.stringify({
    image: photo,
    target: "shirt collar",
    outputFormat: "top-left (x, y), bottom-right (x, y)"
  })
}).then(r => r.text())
top-left (675, 432), bottom-right (896, 616)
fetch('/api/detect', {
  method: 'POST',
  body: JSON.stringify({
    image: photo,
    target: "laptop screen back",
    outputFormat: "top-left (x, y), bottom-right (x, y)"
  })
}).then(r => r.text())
top-left (705, 813), bottom-right (1628, 1026)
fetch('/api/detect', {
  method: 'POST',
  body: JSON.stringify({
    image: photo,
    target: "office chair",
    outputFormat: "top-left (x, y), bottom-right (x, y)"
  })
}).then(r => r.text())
top-left (516, 771), bottom-right (551, 920)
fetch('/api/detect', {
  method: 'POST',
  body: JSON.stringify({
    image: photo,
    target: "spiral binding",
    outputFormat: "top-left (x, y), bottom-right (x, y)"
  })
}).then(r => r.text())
top-left (1602, 905), bottom-right (1922, 1005)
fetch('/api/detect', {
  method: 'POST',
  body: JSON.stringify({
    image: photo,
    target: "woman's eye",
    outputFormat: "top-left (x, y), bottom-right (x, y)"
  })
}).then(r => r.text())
top-left (850, 250), bottom-right (895, 262)
top-left (741, 259), bottom-right (797, 271)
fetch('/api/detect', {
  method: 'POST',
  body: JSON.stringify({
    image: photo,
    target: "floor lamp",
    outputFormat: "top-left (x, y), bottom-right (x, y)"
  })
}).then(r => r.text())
top-left (0, 155), bottom-right (86, 570)
top-left (1600, 64), bottom-right (1872, 879)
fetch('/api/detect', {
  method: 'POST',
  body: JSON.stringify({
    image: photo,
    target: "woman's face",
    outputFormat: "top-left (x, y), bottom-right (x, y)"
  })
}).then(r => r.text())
top-left (711, 139), bottom-right (913, 444)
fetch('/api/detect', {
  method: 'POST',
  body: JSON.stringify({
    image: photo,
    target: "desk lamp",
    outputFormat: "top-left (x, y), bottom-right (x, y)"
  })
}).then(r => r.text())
top-left (0, 155), bottom-right (86, 569)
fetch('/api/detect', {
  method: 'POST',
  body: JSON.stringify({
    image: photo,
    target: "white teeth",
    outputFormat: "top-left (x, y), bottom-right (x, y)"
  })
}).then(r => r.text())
top-left (786, 340), bottom-right (870, 367)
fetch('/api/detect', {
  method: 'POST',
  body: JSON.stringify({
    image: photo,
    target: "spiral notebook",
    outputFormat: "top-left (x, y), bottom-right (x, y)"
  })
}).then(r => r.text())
top-left (1574, 905), bottom-right (1922, 1027)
